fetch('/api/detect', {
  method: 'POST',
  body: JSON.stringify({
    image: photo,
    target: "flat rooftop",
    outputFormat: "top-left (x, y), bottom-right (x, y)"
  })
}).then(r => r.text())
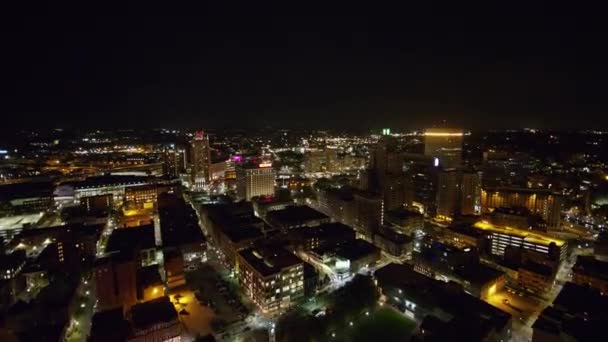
top-left (375, 263), bottom-right (510, 333)
top-left (314, 238), bottom-right (379, 261)
top-left (130, 296), bottom-right (178, 330)
top-left (106, 224), bottom-right (156, 253)
top-left (239, 246), bottom-right (302, 277)
top-left (266, 206), bottom-right (328, 226)
top-left (473, 220), bottom-right (565, 247)
top-left (573, 256), bottom-right (608, 281)
top-left (288, 222), bottom-right (355, 241)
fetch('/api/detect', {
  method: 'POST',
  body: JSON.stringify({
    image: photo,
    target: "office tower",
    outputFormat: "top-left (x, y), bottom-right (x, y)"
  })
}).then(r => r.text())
top-left (424, 128), bottom-right (464, 169)
top-left (162, 145), bottom-right (186, 178)
top-left (369, 134), bottom-right (411, 211)
top-left (236, 161), bottom-right (275, 201)
top-left (436, 170), bottom-right (482, 220)
top-left (436, 170), bottom-right (460, 220)
top-left (190, 130), bottom-right (211, 189)
top-left (480, 187), bottom-right (563, 230)
top-left (460, 171), bottom-right (481, 215)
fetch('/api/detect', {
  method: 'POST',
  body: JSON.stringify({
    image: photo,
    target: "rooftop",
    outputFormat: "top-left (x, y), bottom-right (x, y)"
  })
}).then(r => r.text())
top-left (553, 282), bottom-right (608, 316)
top-left (482, 187), bottom-right (560, 196)
top-left (137, 265), bottom-right (163, 288)
top-left (375, 263), bottom-right (511, 333)
top-left (314, 238), bottom-right (379, 261)
top-left (90, 308), bottom-right (129, 342)
top-left (0, 181), bottom-right (53, 201)
top-left (63, 175), bottom-right (154, 189)
top-left (573, 256), bottom-right (608, 281)
top-left (386, 208), bottom-right (423, 221)
top-left (519, 262), bottom-right (554, 276)
top-left (106, 224), bottom-right (156, 254)
top-left (288, 222), bottom-right (355, 242)
top-left (473, 220), bottom-right (565, 247)
top-left (129, 296), bottom-right (179, 331)
top-left (239, 246), bottom-right (303, 277)
top-left (266, 205), bottom-right (328, 227)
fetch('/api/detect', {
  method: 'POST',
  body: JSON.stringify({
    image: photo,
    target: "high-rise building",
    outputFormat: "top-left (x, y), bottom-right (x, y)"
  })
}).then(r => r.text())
top-left (368, 134), bottom-right (412, 211)
top-left (424, 128), bottom-right (464, 169)
top-left (436, 170), bottom-right (481, 221)
top-left (162, 145), bottom-right (186, 178)
top-left (436, 170), bottom-right (460, 220)
top-left (460, 171), bottom-right (482, 216)
top-left (190, 130), bottom-right (211, 189)
top-left (480, 187), bottom-right (562, 230)
top-left (236, 162), bottom-right (275, 201)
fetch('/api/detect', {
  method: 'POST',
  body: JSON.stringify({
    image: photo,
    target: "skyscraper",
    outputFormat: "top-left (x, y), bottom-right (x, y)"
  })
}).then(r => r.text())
top-left (162, 145), bottom-right (186, 178)
top-left (369, 134), bottom-right (412, 211)
top-left (436, 170), bottom-right (482, 221)
top-left (424, 128), bottom-right (464, 169)
top-left (460, 171), bottom-right (481, 216)
top-left (190, 130), bottom-right (211, 189)
top-left (236, 162), bottom-right (275, 201)
top-left (436, 169), bottom-right (460, 220)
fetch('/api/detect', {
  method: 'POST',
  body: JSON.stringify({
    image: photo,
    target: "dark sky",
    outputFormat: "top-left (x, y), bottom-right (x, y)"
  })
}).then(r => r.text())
top-left (0, 4), bottom-right (602, 130)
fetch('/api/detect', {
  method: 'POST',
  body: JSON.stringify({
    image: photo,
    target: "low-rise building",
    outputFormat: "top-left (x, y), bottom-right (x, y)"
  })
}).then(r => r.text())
top-left (127, 296), bottom-right (182, 342)
top-left (266, 205), bottom-right (330, 232)
top-left (374, 263), bottom-right (512, 341)
top-left (202, 203), bottom-right (265, 269)
top-left (286, 222), bottom-right (355, 251)
top-left (372, 226), bottom-right (413, 258)
top-left (518, 262), bottom-right (554, 295)
top-left (236, 246), bottom-right (304, 314)
top-left (572, 256), bottom-right (608, 294)
top-left (385, 208), bottom-right (424, 235)
top-left (533, 282), bottom-right (608, 341)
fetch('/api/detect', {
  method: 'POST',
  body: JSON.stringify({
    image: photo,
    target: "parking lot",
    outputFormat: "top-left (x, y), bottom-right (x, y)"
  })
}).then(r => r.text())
top-left (185, 264), bottom-right (250, 328)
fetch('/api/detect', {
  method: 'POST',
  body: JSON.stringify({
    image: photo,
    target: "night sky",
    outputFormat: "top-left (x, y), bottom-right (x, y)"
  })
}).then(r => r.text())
top-left (1, 4), bottom-right (601, 130)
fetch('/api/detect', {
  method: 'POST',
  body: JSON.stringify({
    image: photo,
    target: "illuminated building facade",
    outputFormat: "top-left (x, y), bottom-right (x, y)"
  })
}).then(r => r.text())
top-left (236, 247), bottom-right (304, 314)
top-left (473, 221), bottom-right (567, 261)
top-left (304, 148), bottom-right (338, 173)
top-left (236, 162), bottom-right (275, 201)
top-left (162, 145), bottom-right (186, 178)
top-left (480, 187), bottom-right (562, 230)
top-left (190, 130), bottom-right (211, 190)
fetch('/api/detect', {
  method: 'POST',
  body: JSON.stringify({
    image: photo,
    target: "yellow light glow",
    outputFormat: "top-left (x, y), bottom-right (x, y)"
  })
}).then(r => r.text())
top-left (488, 283), bottom-right (497, 296)
top-left (423, 132), bottom-right (464, 137)
top-left (473, 221), bottom-right (565, 247)
top-left (259, 162), bottom-right (272, 168)
top-left (153, 287), bottom-right (159, 294)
